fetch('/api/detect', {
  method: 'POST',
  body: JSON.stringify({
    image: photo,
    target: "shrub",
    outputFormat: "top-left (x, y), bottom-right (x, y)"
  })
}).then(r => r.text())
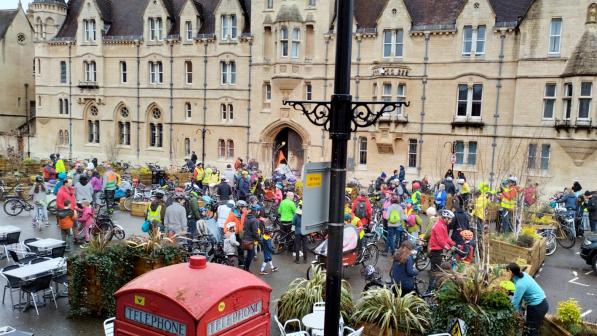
top-left (557, 299), bottom-right (582, 334)
top-left (516, 234), bottom-right (535, 248)
top-left (479, 291), bottom-right (512, 310)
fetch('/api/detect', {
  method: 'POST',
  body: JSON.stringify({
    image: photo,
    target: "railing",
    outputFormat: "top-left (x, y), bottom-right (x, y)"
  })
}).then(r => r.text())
top-left (495, 21), bottom-right (519, 28)
top-left (166, 34), bottom-right (180, 40)
top-left (196, 33), bottom-right (216, 40)
top-left (451, 116), bottom-right (484, 128)
top-left (77, 81), bottom-right (99, 89)
top-left (50, 37), bottom-right (75, 42)
top-left (411, 24), bottom-right (456, 32)
top-left (103, 35), bottom-right (143, 42)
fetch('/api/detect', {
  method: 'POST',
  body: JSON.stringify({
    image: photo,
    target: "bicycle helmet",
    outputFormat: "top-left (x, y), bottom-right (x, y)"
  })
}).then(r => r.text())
top-left (227, 199), bottom-right (235, 207)
top-left (440, 209), bottom-right (455, 219)
top-left (35, 175), bottom-right (43, 183)
top-left (412, 182), bottom-right (421, 190)
top-left (460, 230), bottom-right (474, 241)
top-left (199, 207), bottom-right (207, 213)
top-left (154, 189), bottom-right (165, 199)
top-left (236, 200), bottom-right (248, 208)
top-left (249, 204), bottom-right (261, 212)
top-left (426, 206), bottom-right (437, 217)
top-left (264, 226), bottom-right (274, 234)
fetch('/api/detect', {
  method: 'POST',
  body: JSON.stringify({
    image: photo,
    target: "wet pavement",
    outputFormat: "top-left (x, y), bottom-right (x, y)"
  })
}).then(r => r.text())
top-left (0, 208), bottom-right (595, 335)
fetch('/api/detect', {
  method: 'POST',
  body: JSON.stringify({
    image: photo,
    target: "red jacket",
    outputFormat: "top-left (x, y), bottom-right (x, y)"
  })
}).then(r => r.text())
top-left (352, 196), bottom-right (373, 225)
top-left (429, 218), bottom-right (455, 252)
top-left (56, 186), bottom-right (76, 210)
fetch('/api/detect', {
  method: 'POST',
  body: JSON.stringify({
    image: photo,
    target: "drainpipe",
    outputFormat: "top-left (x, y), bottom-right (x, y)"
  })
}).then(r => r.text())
top-left (201, 41), bottom-right (208, 164)
top-left (417, 33), bottom-right (430, 175)
top-left (25, 83), bottom-right (29, 158)
top-left (169, 42), bottom-right (174, 162)
top-left (68, 43), bottom-right (72, 160)
top-left (489, 32), bottom-right (506, 188)
top-left (136, 41), bottom-right (141, 160)
top-left (246, 38), bottom-right (253, 162)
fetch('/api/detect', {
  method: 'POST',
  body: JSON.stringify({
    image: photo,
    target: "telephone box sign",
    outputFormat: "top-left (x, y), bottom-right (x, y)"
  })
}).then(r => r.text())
top-left (124, 306), bottom-right (187, 336)
top-left (206, 300), bottom-right (263, 335)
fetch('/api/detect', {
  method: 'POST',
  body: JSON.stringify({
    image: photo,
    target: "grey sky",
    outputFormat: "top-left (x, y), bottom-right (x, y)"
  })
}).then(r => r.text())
top-left (0, 0), bottom-right (33, 10)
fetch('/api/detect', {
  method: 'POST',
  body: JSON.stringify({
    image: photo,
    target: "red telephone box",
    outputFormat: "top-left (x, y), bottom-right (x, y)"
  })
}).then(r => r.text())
top-left (114, 256), bottom-right (272, 336)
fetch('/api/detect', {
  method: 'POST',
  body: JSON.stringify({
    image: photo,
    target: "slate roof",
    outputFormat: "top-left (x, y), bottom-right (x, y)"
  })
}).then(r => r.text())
top-left (562, 30), bottom-right (597, 77)
top-left (55, 0), bottom-right (250, 39)
top-left (0, 9), bottom-right (19, 41)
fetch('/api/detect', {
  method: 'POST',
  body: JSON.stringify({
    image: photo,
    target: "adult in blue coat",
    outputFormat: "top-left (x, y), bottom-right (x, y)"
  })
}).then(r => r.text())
top-left (391, 241), bottom-right (418, 295)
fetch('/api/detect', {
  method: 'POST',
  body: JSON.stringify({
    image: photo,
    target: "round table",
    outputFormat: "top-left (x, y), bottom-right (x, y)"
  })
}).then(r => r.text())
top-left (302, 312), bottom-right (325, 331)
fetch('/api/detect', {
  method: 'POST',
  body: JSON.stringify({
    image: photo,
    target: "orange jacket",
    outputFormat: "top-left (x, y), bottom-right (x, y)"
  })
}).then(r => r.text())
top-left (224, 209), bottom-right (247, 234)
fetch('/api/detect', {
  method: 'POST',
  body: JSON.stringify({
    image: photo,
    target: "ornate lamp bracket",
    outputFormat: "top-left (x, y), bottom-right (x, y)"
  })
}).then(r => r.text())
top-left (283, 100), bottom-right (410, 132)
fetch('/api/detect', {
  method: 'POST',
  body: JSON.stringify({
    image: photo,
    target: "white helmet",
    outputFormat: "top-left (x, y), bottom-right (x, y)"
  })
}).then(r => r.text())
top-left (440, 209), bottom-right (455, 220)
top-left (426, 206), bottom-right (437, 217)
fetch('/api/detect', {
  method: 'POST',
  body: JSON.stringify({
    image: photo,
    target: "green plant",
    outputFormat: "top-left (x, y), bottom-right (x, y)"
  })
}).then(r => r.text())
top-left (352, 286), bottom-right (431, 336)
top-left (276, 265), bottom-right (354, 324)
top-left (557, 299), bottom-right (582, 334)
top-left (479, 291), bottom-right (511, 310)
top-left (516, 234), bottom-right (535, 248)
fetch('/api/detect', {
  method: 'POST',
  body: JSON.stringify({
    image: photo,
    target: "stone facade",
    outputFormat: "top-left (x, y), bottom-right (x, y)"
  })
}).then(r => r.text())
top-left (0, 5), bottom-right (35, 136)
top-left (28, 0), bottom-right (596, 192)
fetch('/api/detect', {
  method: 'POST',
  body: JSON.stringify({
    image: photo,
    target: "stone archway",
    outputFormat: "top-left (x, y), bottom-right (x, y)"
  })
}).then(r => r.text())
top-left (260, 120), bottom-right (310, 177)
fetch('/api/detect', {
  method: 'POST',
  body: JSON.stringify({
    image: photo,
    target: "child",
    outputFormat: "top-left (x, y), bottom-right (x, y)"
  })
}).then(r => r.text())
top-left (260, 226), bottom-right (279, 275)
top-left (454, 230), bottom-right (475, 263)
top-left (56, 199), bottom-right (77, 252)
top-left (29, 176), bottom-right (49, 228)
top-left (76, 199), bottom-right (94, 243)
top-left (224, 222), bottom-right (240, 261)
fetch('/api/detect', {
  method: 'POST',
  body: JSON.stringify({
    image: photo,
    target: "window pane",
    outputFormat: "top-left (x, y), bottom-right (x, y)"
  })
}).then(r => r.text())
top-left (528, 144), bottom-right (537, 169)
top-left (383, 31), bottom-right (392, 57)
top-left (218, 139), bottom-right (225, 158)
top-left (395, 30), bottom-right (403, 57)
top-left (579, 99), bottom-right (591, 119)
top-left (550, 19), bottom-right (561, 35)
top-left (221, 16), bottom-right (228, 39)
top-left (458, 84), bottom-right (468, 100)
top-left (229, 104), bottom-right (234, 120)
top-left (408, 139), bottom-right (417, 168)
top-left (475, 26), bottom-right (486, 54)
top-left (383, 83), bottom-right (392, 96)
top-left (564, 83), bottom-right (573, 97)
top-left (231, 15), bottom-right (237, 38)
top-left (545, 83), bottom-right (556, 97)
top-left (467, 141), bottom-right (477, 165)
top-left (227, 140), bottom-right (235, 158)
top-left (454, 141), bottom-right (465, 164)
top-left (457, 102), bottom-right (467, 116)
top-left (359, 137), bottom-right (367, 165)
top-left (540, 144), bottom-right (550, 170)
top-left (472, 84), bottom-right (483, 100)
top-left (462, 26), bottom-right (472, 54)
top-left (543, 99), bottom-right (555, 119)
top-left (230, 62), bottom-right (236, 84)
top-left (581, 82), bottom-right (592, 96)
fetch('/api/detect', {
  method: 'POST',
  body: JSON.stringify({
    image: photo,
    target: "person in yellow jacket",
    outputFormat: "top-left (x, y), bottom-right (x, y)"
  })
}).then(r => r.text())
top-left (55, 154), bottom-right (66, 174)
top-left (472, 190), bottom-right (489, 236)
top-left (209, 169), bottom-right (220, 195)
top-left (193, 163), bottom-right (205, 189)
top-left (202, 167), bottom-right (213, 194)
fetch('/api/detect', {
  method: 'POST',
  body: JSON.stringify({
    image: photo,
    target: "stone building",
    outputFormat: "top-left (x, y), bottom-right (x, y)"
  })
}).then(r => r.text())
top-left (0, 3), bottom-right (35, 150)
top-left (29, 0), bottom-right (596, 191)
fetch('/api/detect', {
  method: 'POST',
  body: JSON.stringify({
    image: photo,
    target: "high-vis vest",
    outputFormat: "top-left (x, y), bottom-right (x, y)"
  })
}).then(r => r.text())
top-left (147, 205), bottom-right (162, 223)
top-left (500, 188), bottom-right (515, 209)
top-left (194, 167), bottom-right (204, 181)
top-left (411, 191), bottom-right (422, 205)
top-left (105, 172), bottom-right (117, 190)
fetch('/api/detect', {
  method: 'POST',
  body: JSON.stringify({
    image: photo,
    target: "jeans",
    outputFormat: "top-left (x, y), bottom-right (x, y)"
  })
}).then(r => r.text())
top-left (386, 226), bottom-right (401, 255)
top-left (104, 189), bottom-right (115, 212)
top-left (244, 247), bottom-right (255, 271)
top-left (525, 299), bottom-right (549, 336)
top-left (294, 234), bottom-right (308, 261)
top-left (61, 228), bottom-right (73, 252)
top-left (499, 209), bottom-right (512, 233)
top-left (592, 220), bottom-right (597, 233)
top-left (427, 250), bottom-right (443, 292)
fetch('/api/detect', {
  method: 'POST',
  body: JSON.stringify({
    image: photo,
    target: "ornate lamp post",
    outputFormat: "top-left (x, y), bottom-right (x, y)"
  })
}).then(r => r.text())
top-left (283, 0), bottom-right (409, 333)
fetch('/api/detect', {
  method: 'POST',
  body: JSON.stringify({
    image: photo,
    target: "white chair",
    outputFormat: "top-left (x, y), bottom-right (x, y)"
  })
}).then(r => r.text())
top-left (344, 326), bottom-right (364, 336)
top-left (103, 317), bottom-right (115, 336)
top-left (274, 315), bottom-right (309, 336)
top-left (313, 301), bottom-right (325, 312)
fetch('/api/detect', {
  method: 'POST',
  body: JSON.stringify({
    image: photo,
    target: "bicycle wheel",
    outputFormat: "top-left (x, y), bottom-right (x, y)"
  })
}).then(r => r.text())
top-left (271, 230), bottom-right (285, 255)
top-left (415, 251), bottom-right (431, 271)
top-left (543, 231), bottom-right (557, 256)
top-left (46, 199), bottom-right (57, 215)
top-left (306, 232), bottom-right (325, 251)
top-left (361, 244), bottom-right (379, 267)
top-left (556, 226), bottom-right (575, 249)
top-left (3, 199), bottom-right (23, 216)
top-left (123, 197), bottom-right (133, 211)
top-left (113, 226), bottom-right (126, 240)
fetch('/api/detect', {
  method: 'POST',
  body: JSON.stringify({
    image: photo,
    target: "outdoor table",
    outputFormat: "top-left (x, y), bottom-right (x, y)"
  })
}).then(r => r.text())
top-left (0, 225), bottom-right (21, 236)
top-left (3, 257), bottom-right (66, 281)
top-left (27, 238), bottom-right (65, 251)
top-left (302, 311), bottom-right (344, 336)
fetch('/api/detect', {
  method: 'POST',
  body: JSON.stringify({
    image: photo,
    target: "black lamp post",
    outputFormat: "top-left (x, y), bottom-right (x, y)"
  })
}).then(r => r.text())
top-left (283, 0), bottom-right (408, 332)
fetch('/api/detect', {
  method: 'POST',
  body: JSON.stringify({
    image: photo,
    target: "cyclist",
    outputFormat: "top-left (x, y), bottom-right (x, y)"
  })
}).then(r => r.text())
top-left (391, 240), bottom-right (418, 296)
top-left (427, 209), bottom-right (456, 292)
top-left (506, 263), bottom-right (548, 336)
top-left (29, 176), bottom-right (49, 228)
top-left (384, 196), bottom-right (405, 256)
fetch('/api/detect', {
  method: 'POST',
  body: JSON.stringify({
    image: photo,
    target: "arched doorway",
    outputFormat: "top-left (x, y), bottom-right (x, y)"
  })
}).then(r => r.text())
top-left (273, 127), bottom-right (304, 177)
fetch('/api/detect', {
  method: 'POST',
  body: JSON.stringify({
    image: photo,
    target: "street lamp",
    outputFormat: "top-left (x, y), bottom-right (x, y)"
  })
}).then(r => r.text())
top-left (283, 0), bottom-right (409, 332)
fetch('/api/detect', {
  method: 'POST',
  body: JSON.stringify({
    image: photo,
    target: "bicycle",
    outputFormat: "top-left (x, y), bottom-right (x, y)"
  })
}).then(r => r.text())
top-left (553, 208), bottom-right (576, 249)
top-left (361, 266), bottom-right (436, 306)
top-left (3, 193), bottom-right (34, 216)
top-left (32, 202), bottom-right (46, 231)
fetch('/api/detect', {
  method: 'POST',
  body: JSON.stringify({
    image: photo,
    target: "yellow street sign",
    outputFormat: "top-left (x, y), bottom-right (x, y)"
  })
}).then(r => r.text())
top-left (306, 173), bottom-right (322, 187)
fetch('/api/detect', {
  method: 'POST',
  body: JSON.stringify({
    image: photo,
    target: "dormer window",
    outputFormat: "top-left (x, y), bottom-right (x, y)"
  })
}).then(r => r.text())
top-left (83, 19), bottom-right (96, 42)
top-left (221, 15), bottom-right (237, 40)
top-left (291, 28), bottom-right (300, 58)
top-left (149, 18), bottom-right (164, 41)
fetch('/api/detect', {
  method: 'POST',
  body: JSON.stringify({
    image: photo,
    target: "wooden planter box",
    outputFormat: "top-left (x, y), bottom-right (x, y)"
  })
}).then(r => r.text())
top-left (133, 256), bottom-right (165, 277)
top-left (130, 201), bottom-right (149, 217)
top-left (489, 237), bottom-right (546, 276)
top-left (360, 322), bottom-right (409, 336)
top-left (119, 198), bottom-right (128, 211)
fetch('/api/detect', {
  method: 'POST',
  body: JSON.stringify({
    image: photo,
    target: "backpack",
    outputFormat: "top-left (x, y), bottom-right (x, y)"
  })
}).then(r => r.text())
top-left (388, 209), bottom-right (401, 224)
top-left (355, 201), bottom-right (367, 218)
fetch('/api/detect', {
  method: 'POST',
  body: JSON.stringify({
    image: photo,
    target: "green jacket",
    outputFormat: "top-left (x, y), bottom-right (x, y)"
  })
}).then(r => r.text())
top-left (189, 194), bottom-right (200, 220)
top-left (278, 199), bottom-right (297, 222)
